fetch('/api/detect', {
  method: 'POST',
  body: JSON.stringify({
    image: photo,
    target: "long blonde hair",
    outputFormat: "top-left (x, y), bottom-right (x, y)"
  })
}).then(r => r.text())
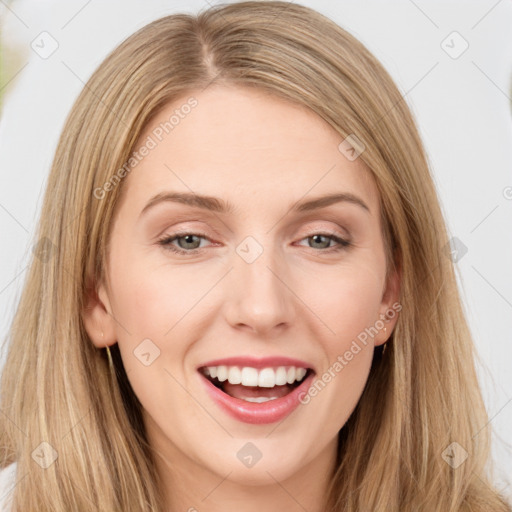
top-left (1, 2), bottom-right (510, 510)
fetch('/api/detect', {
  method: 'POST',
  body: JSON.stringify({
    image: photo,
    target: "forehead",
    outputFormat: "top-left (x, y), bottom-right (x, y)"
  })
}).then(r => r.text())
top-left (122, 85), bottom-right (379, 216)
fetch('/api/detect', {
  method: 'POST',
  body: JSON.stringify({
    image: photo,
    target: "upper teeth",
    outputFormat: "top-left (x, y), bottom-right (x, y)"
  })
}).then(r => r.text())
top-left (202, 366), bottom-right (308, 388)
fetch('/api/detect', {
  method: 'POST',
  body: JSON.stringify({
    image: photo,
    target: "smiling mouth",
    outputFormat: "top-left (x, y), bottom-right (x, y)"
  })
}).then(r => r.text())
top-left (199, 366), bottom-right (314, 402)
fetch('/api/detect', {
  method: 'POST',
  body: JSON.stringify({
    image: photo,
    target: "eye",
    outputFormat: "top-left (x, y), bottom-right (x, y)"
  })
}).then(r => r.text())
top-left (157, 231), bottom-right (351, 255)
top-left (296, 233), bottom-right (352, 253)
top-left (157, 232), bottom-right (211, 254)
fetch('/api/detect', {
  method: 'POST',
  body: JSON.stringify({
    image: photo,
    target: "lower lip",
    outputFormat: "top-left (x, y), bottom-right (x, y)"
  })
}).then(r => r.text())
top-left (199, 371), bottom-right (315, 424)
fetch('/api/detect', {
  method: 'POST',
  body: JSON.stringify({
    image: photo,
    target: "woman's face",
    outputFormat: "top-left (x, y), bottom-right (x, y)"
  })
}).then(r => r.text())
top-left (85, 85), bottom-right (400, 489)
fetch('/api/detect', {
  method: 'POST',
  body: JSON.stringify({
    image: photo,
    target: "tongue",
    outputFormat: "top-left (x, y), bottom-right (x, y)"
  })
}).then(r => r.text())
top-left (222, 381), bottom-right (294, 400)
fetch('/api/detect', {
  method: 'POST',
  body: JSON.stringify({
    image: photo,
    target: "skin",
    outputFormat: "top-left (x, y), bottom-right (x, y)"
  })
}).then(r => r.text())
top-left (83, 84), bottom-right (400, 512)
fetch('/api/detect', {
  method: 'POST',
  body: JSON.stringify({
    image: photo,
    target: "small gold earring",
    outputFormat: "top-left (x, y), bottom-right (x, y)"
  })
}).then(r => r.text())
top-left (101, 332), bottom-right (115, 378)
top-left (106, 345), bottom-right (113, 366)
top-left (105, 345), bottom-right (116, 381)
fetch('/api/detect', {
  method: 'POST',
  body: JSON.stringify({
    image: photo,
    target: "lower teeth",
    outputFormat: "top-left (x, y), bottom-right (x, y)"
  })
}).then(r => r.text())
top-left (242, 396), bottom-right (279, 403)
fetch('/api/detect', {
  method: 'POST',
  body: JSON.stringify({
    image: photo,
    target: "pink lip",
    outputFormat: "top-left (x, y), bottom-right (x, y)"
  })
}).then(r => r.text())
top-left (198, 369), bottom-right (316, 425)
top-left (197, 356), bottom-right (314, 371)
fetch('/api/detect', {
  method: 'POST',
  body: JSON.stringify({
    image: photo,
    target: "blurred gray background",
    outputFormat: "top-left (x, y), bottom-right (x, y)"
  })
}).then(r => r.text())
top-left (0, 0), bottom-right (511, 498)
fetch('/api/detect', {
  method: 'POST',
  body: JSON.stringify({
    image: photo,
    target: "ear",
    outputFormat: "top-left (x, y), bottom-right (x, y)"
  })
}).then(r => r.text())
top-left (81, 278), bottom-right (117, 348)
top-left (374, 260), bottom-right (402, 347)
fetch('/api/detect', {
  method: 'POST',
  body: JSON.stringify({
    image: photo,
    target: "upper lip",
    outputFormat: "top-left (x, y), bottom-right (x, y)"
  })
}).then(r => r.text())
top-left (197, 356), bottom-right (315, 373)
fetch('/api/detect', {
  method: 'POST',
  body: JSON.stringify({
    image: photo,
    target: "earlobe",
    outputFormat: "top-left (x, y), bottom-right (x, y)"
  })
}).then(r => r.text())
top-left (375, 263), bottom-right (402, 346)
top-left (81, 280), bottom-right (117, 348)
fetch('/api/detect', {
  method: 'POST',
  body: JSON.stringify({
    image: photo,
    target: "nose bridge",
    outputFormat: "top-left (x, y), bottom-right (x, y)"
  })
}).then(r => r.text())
top-left (225, 234), bottom-right (293, 333)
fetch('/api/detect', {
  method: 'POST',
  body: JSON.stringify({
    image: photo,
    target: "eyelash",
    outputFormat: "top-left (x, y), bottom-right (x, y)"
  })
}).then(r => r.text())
top-left (156, 231), bottom-right (352, 255)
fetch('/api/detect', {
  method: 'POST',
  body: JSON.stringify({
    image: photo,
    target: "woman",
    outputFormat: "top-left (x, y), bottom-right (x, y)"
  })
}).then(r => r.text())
top-left (0, 1), bottom-right (510, 510)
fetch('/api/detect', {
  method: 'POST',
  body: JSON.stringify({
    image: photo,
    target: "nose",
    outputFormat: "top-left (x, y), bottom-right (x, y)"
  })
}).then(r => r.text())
top-left (223, 243), bottom-right (295, 336)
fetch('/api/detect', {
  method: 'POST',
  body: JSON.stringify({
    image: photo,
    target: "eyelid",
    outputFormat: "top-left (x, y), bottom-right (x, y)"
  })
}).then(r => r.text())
top-left (156, 228), bottom-right (352, 256)
top-left (156, 220), bottom-right (348, 241)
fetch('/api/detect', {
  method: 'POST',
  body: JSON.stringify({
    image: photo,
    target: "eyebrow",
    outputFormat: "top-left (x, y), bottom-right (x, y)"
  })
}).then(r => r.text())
top-left (139, 191), bottom-right (370, 218)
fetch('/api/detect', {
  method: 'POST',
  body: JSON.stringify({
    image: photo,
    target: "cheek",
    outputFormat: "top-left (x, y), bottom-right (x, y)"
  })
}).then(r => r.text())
top-left (109, 249), bottom-right (205, 339)
top-left (304, 261), bottom-right (384, 345)
top-left (107, 256), bottom-right (202, 422)
top-left (303, 270), bottom-right (380, 431)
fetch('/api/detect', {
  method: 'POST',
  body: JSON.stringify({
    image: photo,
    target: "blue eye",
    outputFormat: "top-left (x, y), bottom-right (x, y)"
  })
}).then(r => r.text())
top-left (157, 232), bottom-right (208, 254)
top-left (157, 232), bottom-right (351, 255)
top-left (299, 233), bottom-right (351, 251)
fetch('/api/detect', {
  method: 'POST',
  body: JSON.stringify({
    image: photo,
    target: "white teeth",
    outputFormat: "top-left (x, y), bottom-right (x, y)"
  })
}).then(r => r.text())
top-left (240, 367), bottom-right (259, 386)
top-left (216, 365), bottom-right (228, 382)
top-left (258, 368), bottom-right (275, 388)
top-left (243, 396), bottom-right (279, 403)
top-left (286, 367), bottom-right (296, 384)
top-left (275, 366), bottom-right (288, 385)
top-left (296, 368), bottom-right (307, 380)
top-left (227, 366), bottom-right (242, 384)
top-left (201, 365), bottom-right (309, 388)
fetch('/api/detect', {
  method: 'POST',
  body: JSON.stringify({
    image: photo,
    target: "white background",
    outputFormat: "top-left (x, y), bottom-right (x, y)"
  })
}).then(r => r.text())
top-left (0, 0), bottom-right (511, 500)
